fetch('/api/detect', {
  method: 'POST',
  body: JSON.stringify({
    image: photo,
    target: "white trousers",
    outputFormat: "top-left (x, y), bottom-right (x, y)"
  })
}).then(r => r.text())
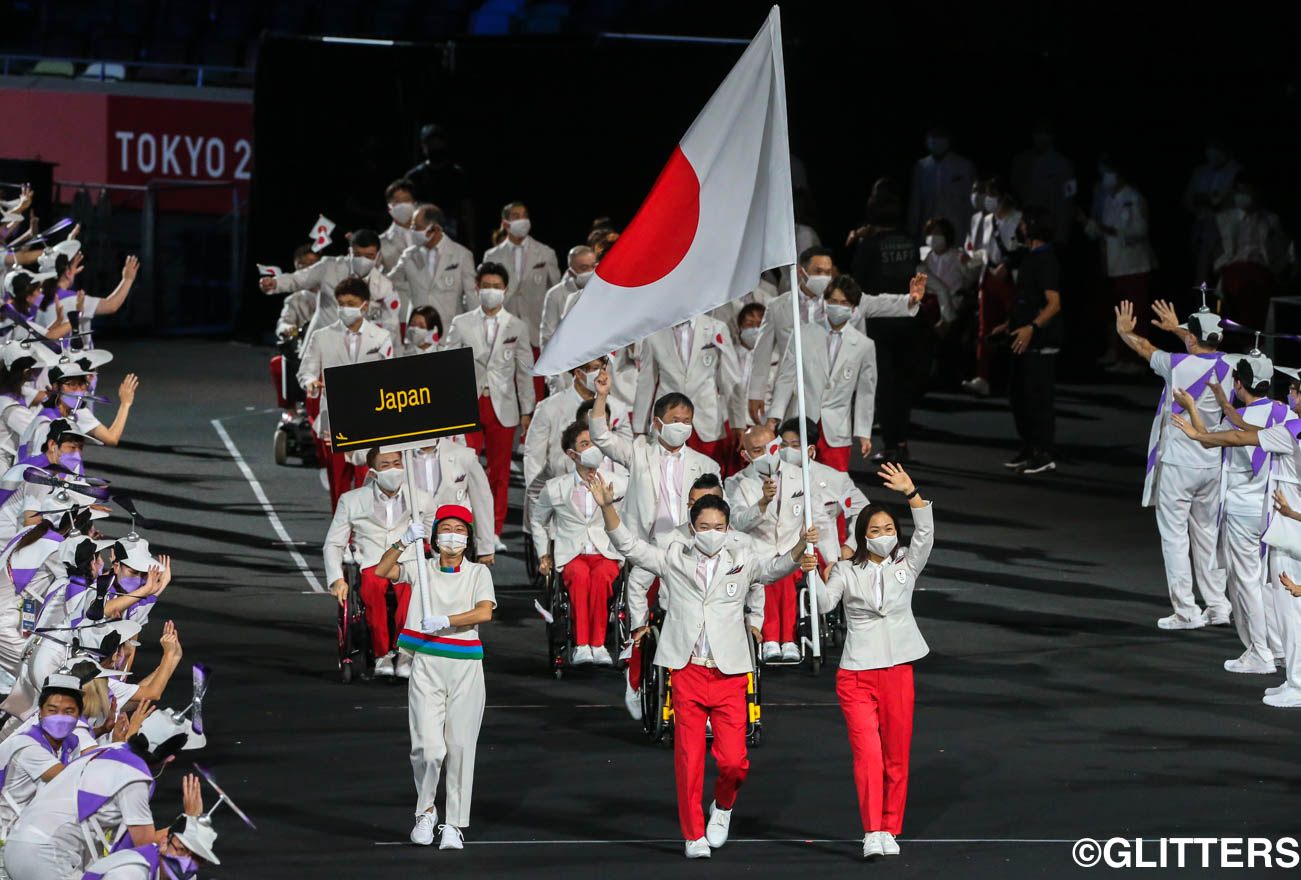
top-left (3, 839), bottom-right (80, 880)
top-left (0, 591), bottom-right (26, 678)
top-left (408, 653), bottom-right (485, 827)
top-left (1155, 464), bottom-right (1229, 620)
top-left (1222, 514), bottom-right (1273, 661)
top-left (1268, 548), bottom-right (1301, 688)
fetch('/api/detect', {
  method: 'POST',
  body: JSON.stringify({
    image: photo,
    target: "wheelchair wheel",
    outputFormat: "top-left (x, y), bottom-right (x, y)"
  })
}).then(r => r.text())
top-left (338, 564), bottom-right (369, 684)
top-left (609, 568), bottom-right (630, 656)
top-left (545, 571), bottom-right (571, 676)
top-left (746, 629), bottom-right (763, 746)
top-left (524, 538), bottom-right (540, 585)
top-left (640, 627), bottom-right (670, 744)
top-left (273, 426), bottom-right (289, 466)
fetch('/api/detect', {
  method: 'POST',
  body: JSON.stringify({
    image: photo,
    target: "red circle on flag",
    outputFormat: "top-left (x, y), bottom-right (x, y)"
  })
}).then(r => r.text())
top-left (597, 145), bottom-right (699, 287)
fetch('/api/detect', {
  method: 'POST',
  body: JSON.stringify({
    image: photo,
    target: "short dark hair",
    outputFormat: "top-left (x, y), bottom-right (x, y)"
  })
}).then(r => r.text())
top-left (690, 493), bottom-right (730, 527)
top-left (477, 261), bottom-right (510, 287)
top-left (1020, 206), bottom-right (1054, 243)
top-left (826, 274), bottom-right (862, 307)
top-left (417, 203), bottom-right (446, 229)
top-left (850, 504), bottom-right (898, 565)
top-left (922, 217), bottom-right (957, 243)
top-left (335, 277), bottom-right (370, 303)
top-left (292, 243), bottom-right (316, 263)
top-left (799, 245), bottom-right (833, 267)
top-left (560, 420), bottom-right (589, 453)
top-left (410, 305), bottom-right (443, 338)
top-left (500, 200), bottom-right (527, 220)
top-left (1234, 358), bottom-right (1270, 396)
top-left (653, 392), bottom-right (694, 421)
top-left (350, 229), bottom-right (381, 250)
top-left (778, 416), bottom-right (819, 447)
top-left (38, 684), bottom-right (84, 714)
top-left (575, 398), bottom-right (595, 424)
top-left (690, 473), bottom-right (723, 494)
top-left (737, 302), bottom-right (765, 326)
top-left (385, 178), bottom-right (415, 201)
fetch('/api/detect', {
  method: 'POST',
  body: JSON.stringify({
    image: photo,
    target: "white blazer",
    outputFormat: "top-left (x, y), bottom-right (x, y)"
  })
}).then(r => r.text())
top-left (522, 384), bottom-right (631, 494)
top-left (726, 459), bottom-right (840, 562)
top-left (379, 223), bottom-right (410, 272)
top-left (821, 502), bottom-right (935, 670)
top-left (444, 308), bottom-right (536, 427)
top-left (296, 319), bottom-right (393, 437)
top-left (633, 315), bottom-right (745, 443)
top-left (531, 470), bottom-right (628, 566)
top-left (770, 322), bottom-right (877, 445)
top-left (538, 275), bottom-right (579, 350)
top-left (589, 414), bottom-right (720, 540)
top-left (275, 257), bottom-right (399, 348)
top-left (322, 482), bottom-right (437, 584)
top-left (610, 522), bottom-right (795, 674)
top-left (482, 236), bottom-right (561, 348)
top-left (625, 525), bottom-right (758, 628)
top-left (407, 440), bottom-right (496, 558)
top-left (386, 235), bottom-right (477, 324)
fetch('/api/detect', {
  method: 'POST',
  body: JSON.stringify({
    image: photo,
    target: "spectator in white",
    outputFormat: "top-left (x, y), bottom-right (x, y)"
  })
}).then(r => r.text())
top-left (634, 312), bottom-right (745, 464)
top-left (444, 262), bottom-right (536, 547)
top-left (770, 275), bottom-right (877, 472)
top-left (1183, 137), bottom-right (1241, 284)
top-left (539, 245), bottom-right (598, 352)
top-left (400, 305), bottom-right (443, 357)
top-left (379, 178), bottom-right (418, 271)
top-left (34, 253), bottom-right (140, 340)
top-left (919, 218), bottom-right (963, 330)
top-left (261, 228), bottom-right (399, 348)
top-left (296, 277), bottom-right (394, 509)
top-left (1083, 156), bottom-right (1157, 371)
top-left (482, 201), bottom-right (561, 397)
top-left (961, 178), bottom-right (1023, 398)
top-left (20, 365), bottom-right (137, 456)
top-left (533, 421), bottom-right (628, 665)
top-left (0, 676), bottom-right (88, 837)
top-left (906, 125), bottom-right (976, 239)
top-left (1010, 122), bottom-right (1077, 245)
top-left (274, 245), bottom-right (321, 342)
top-left (387, 203), bottom-right (478, 328)
top-left (1213, 179), bottom-right (1291, 329)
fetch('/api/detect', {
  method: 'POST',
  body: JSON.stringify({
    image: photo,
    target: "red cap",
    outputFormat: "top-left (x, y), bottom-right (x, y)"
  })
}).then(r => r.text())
top-left (434, 504), bottom-right (473, 527)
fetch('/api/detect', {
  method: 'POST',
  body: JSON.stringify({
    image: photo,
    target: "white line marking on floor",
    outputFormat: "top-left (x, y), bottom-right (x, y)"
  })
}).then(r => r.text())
top-left (211, 417), bottom-right (322, 593)
top-left (374, 838), bottom-right (1078, 846)
top-left (356, 702), bottom-right (841, 710)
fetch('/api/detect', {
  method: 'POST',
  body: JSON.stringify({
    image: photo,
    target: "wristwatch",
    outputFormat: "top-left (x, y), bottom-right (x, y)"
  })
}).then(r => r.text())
top-left (905, 488), bottom-right (920, 500)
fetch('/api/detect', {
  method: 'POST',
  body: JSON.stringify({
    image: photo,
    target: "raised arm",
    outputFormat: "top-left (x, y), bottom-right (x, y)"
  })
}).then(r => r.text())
top-left (1207, 381), bottom-right (1250, 430)
top-left (1115, 300), bottom-right (1159, 361)
top-left (588, 472), bottom-right (667, 577)
top-left (589, 371), bottom-right (633, 465)
top-left (1170, 387), bottom-right (1212, 437)
top-left (1149, 299), bottom-right (1197, 352)
top-left (1170, 414), bottom-right (1260, 448)
top-left (89, 374), bottom-right (138, 446)
top-left (92, 256), bottom-right (139, 316)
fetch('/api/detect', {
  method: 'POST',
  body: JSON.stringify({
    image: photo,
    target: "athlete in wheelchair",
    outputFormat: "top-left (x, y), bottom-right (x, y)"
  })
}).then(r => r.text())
top-left (269, 245), bottom-right (321, 467)
top-left (585, 472), bottom-right (818, 852)
top-left (530, 420), bottom-right (629, 676)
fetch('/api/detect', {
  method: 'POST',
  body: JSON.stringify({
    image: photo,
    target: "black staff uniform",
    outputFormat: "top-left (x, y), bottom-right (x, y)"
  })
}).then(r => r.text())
top-left (1007, 243), bottom-right (1063, 459)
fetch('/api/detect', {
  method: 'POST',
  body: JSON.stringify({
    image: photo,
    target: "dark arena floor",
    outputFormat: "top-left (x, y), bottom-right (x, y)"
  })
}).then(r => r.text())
top-left (109, 338), bottom-right (1297, 879)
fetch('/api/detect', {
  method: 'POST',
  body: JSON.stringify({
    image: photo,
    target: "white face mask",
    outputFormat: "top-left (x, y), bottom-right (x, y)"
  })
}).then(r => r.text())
top-left (926, 234), bottom-right (947, 252)
top-left (778, 445), bottom-right (804, 466)
top-left (576, 445), bottom-right (603, 469)
top-left (508, 218), bottom-right (531, 239)
top-left (579, 368), bottom-right (600, 391)
top-left (748, 447), bottom-right (777, 476)
top-left (572, 270), bottom-right (594, 289)
top-left (825, 303), bottom-right (853, 327)
top-left (479, 288), bottom-right (505, 310)
top-left (406, 327), bottom-right (432, 347)
top-left (350, 254), bottom-right (374, 277)
top-left (803, 273), bottom-right (831, 297)
top-left (436, 532), bottom-right (468, 553)
top-left (375, 467), bottom-right (405, 493)
top-left (693, 528), bottom-right (727, 557)
top-left (338, 306), bottom-right (363, 326)
top-left (739, 326), bottom-right (762, 349)
top-left (388, 202), bottom-right (415, 225)
top-left (983, 195), bottom-right (1000, 213)
top-left (657, 420), bottom-right (692, 448)
top-left (866, 534), bottom-right (898, 557)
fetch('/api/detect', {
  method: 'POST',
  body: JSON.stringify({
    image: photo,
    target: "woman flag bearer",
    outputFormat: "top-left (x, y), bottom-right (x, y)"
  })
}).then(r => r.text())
top-left (375, 505), bottom-right (495, 851)
top-left (818, 462), bottom-right (933, 860)
top-left (587, 473), bottom-right (817, 859)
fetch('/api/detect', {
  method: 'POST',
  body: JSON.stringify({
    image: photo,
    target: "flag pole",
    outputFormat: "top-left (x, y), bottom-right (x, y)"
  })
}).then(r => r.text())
top-left (788, 266), bottom-right (822, 660)
top-left (401, 447), bottom-right (432, 622)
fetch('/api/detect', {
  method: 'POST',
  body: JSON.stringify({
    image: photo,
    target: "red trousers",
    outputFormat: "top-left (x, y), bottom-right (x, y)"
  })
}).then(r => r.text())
top-left (975, 270), bottom-right (1017, 382)
top-left (531, 347), bottom-right (547, 403)
top-left (358, 565), bottom-right (412, 657)
top-left (563, 554), bottom-right (619, 647)
top-left (464, 395), bottom-right (515, 536)
top-left (316, 441), bottom-right (368, 510)
top-left (686, 431), bottom-right (726, 466)
top-left (816, 431), bottom-right (851, 472)
top-left (761, 571), bottom-right (799, 644)
top-left (628, 579), bottom-right (660, 691)
top-left (672, 663), bottom-right (749, 840)
top-left (836, 664), bottom-right (914, 835)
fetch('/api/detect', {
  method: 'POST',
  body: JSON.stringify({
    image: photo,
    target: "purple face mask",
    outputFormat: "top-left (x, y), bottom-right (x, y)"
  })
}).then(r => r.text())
top-left (39, 713), bottom-right (77, 740)
top-left (161, 853), bottom-right (198, 880)
top-left (58, 450), bottom-right (83, 474)
top-left (60, 392), bottom-right (83, 411)
top-left (118, 573), bottom-right (144, 590)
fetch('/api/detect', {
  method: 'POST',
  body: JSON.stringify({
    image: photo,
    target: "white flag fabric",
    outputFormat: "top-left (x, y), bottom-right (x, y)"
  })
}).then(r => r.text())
top-left (534, 5), bottom-right (796, 376)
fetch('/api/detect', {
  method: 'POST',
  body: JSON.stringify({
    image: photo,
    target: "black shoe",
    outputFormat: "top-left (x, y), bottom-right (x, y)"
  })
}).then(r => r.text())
top-left (1004, 449), bottom-right (1032, 469)
top-left (1018, 453), bottom-right (1056, 475)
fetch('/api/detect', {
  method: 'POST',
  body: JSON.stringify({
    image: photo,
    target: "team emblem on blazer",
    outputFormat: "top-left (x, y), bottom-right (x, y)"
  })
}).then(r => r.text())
top-left (445, 263), bottom-right (459, 271)
top-left (503, 336), bottom-right (518, 345)
top-left (792, 503), bottom-right (802, 517)
top-left (454, 473), bottom-right (466, 482)
top-left (894, 569), bottom-right (907, 584)
top-left (726, 582), bottom-right (738, 597)
top-left (843, 366), bottom-right (853, 380)
top-left (726, 564), bottom-right (743, 575)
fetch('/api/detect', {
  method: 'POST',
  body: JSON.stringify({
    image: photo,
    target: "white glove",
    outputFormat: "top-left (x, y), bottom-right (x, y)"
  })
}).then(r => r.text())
top-left (420, 614), bottom-right (451, 634)
top-left (402, 521), bottom-right (428, 547)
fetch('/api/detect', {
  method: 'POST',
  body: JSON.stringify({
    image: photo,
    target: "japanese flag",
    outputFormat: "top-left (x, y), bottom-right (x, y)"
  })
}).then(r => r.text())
top-left (310, 215), bottom-right (336, 253)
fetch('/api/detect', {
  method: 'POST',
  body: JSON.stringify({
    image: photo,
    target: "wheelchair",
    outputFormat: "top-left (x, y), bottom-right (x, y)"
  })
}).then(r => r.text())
top-left (271, 334), bottom-right (317, 467)
top-left (336, 544), bottom-right (404, 684)
top-left (791, 575), bottom-right (844, 675)
top-left (639, 612), bottom-right (764, 748)
top-left (542, 555), bottom-right (629, 679)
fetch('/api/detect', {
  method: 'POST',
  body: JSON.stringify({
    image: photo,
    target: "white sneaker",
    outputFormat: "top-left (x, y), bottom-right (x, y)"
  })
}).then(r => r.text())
top-left (572, 645), bottom-right (594, 665)
top-left (1207, 609), bottom-right (1232, 626)
top-left (780, 642), bottom-right (800, 661)
top-left (1263, 687), bottom-right (1301, 708)
top-left (684, 837), bottom-right (711, 859)
top-left (1265, 682), bottom-right (1298, 697)
top-left (705, 801), bottom-right (732, 848)
top-left (410, 810), bottom-right (437, 845)
top-left (960, 377), bottom-right (990, 397)
top-left (862, 832), bottom-right (885, 859)
top-left (591, 646), bottom-right (614, 666)
top-left (492, 535), bottom-right (507, 553)
top-left (1225, 651), bottom-right (1276, 674)
top-left (438, 824), bottom-right (464, 850)
top-left (395, 653), bottom-right (412, 680)
top-left (1157, 612), bottom-right (1206, 631)
top-left (761, 641), bottom-right (781, 662)
top-left (625, 682), bottom-right (642, 721)
top-left (375, 653), bottom-right (396, 678)
top-left (880, 831), bottom-right (900, 855)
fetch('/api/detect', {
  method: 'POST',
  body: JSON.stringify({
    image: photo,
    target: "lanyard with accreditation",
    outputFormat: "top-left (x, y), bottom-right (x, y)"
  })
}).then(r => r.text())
top-left (324, 347), bottom-right (482, 614)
